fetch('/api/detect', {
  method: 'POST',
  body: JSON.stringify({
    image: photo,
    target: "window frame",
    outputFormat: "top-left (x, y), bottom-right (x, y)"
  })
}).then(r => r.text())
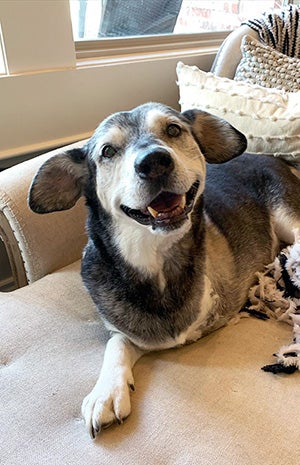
top-left (75, 31), bottom-right (228, 62)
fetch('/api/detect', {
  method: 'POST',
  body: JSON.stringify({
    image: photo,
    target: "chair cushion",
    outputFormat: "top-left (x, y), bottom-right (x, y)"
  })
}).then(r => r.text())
top-left (1, 260), bottom-right (300, 464)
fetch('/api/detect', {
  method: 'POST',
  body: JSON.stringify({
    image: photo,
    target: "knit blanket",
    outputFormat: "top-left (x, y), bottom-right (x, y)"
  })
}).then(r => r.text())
top-left (242, 4), bottom-right (300, 58)
top-left (242, 229), bottom-right (300, 374)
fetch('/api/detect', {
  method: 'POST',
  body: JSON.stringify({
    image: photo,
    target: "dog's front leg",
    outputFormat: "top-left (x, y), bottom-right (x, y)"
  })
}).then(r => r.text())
top-left (81, 333), bottom-right (144, 438)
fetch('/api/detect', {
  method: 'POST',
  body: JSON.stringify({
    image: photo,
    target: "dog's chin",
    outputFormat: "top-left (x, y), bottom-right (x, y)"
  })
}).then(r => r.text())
top-left (120, 181), bottom-right (200, 232)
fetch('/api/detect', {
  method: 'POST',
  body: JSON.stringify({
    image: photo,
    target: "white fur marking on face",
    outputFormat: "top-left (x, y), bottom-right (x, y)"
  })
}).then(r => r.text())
top-left (145, 109), bottom-right (167, 132)
top-left (92, 126), bottom-right (126, 162)
top-left (92, 124), bottom-right (129, 212)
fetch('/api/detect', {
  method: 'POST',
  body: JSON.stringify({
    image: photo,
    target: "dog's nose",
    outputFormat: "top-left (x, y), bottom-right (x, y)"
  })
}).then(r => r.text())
top-left (134, 149), bottom-right (174, 180)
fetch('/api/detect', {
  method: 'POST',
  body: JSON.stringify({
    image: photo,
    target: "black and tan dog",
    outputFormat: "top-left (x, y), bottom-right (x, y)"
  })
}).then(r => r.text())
top-left (29, 103), bottom-right (300, 438)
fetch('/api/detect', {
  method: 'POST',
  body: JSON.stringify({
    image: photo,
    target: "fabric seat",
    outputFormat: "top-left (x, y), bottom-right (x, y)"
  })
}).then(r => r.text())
top-left (1, 260), bottom-right (300, 465)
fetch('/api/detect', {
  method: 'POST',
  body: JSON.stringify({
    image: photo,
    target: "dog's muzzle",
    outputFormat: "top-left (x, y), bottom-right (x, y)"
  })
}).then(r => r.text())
top-left (120, 149), bottom-right (200, 230)
top-left (120, 181), bottom-right (199, 230)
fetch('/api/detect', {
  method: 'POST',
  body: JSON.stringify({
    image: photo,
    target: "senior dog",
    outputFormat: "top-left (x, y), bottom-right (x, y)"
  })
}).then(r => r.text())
top-left (29, 103), bottom-right (300, 438)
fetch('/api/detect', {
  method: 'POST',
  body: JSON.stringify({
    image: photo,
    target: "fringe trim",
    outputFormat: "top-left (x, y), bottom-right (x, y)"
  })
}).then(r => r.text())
top-left (242, 5), bottom-right (300, 58)
top-left (245, 228), bottom-right (300, 374)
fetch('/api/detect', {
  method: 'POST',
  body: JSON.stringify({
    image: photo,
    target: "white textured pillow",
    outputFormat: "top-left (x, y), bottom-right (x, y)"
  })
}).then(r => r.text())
top-left (176, 61), bottom-right (300, 161)
top-left (235, 35), bottom-right (300, 92)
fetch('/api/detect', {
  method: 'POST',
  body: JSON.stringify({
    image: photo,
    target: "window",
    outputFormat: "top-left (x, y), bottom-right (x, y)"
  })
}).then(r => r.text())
top-left (70, 0), bottom-right (284, 41)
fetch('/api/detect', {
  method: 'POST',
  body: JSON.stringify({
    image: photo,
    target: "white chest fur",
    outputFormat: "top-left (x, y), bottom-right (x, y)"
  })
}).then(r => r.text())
top-left (113, 214), bottom-right (191, 291)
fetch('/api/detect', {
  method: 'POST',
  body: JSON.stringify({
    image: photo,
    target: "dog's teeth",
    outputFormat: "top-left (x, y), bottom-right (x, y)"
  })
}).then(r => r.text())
top-left (147, 206), bottom-right (159, 218)
top-left (179, 195), bottom-right (186, 209)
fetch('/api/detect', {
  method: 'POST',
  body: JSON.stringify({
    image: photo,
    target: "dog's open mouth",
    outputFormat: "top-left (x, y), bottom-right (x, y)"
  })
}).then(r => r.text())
top-left (121, 181), bottom-right (200, 229)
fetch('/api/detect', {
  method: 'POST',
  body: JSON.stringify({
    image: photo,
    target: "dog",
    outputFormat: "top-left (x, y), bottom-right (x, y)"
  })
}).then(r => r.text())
top-left (28, 102), bottom-right (300, 439)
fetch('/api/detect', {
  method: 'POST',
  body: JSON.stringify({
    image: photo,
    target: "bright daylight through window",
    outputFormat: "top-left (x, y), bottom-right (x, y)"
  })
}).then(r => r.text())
top-left (70, 0), bottom-right (284, 40)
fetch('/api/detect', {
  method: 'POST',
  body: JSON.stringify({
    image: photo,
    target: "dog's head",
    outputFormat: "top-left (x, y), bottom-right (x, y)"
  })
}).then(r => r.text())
top-left (29, 103), bottom-right (246, 235)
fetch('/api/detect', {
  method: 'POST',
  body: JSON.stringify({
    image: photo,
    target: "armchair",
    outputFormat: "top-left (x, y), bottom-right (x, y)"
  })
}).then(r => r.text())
top-left (0, 141), bottom-right (87, 288)
top-left (1, 12), bottom-right (300, 462)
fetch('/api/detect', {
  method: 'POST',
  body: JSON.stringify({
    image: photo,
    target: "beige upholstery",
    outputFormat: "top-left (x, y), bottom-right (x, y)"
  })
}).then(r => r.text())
top-left (1, 259), bottom-right (300, 464)
top-left (0, 141), bottom-right (87, 287)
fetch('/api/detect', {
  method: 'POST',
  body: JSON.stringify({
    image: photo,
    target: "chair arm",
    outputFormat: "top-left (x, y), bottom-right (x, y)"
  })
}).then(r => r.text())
top-left (0, 141), bottom-right (88, 288)
top-left (211, 25), bottom-right (259, 78)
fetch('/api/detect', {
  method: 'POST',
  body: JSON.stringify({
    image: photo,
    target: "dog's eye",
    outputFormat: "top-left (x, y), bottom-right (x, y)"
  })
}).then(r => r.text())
top-left (102, 145), bottom-right (117, 158)
top-left (166, 123), bottom-right (181, 137)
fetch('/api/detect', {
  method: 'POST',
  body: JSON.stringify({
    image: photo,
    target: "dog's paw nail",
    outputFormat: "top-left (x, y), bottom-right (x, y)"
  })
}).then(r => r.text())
top-left (116, 414), bottom-right (127, 425)
top-left (90, 425), bottom-right (97, 440)
top-left (89, 420), bottom-right (101, 439)
top-left (94, 421), bottom-right (100, 434)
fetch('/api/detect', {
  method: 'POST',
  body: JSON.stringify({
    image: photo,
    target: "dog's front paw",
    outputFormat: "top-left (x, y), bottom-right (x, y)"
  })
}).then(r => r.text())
top-left (81, 369), bottom-right (135, 439)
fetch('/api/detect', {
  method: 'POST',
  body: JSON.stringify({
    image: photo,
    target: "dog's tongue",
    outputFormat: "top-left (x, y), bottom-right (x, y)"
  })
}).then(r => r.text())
top-left (150, 192), bottom-right (182, 211)
top-left (147, 192), bottom-right (186, 219)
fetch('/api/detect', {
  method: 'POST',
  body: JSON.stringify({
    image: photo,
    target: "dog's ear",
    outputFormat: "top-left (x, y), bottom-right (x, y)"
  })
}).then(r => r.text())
top-left (28, 148), bottom-right (87, 214)
top-left (182, 109), bottom-right (247, 163)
